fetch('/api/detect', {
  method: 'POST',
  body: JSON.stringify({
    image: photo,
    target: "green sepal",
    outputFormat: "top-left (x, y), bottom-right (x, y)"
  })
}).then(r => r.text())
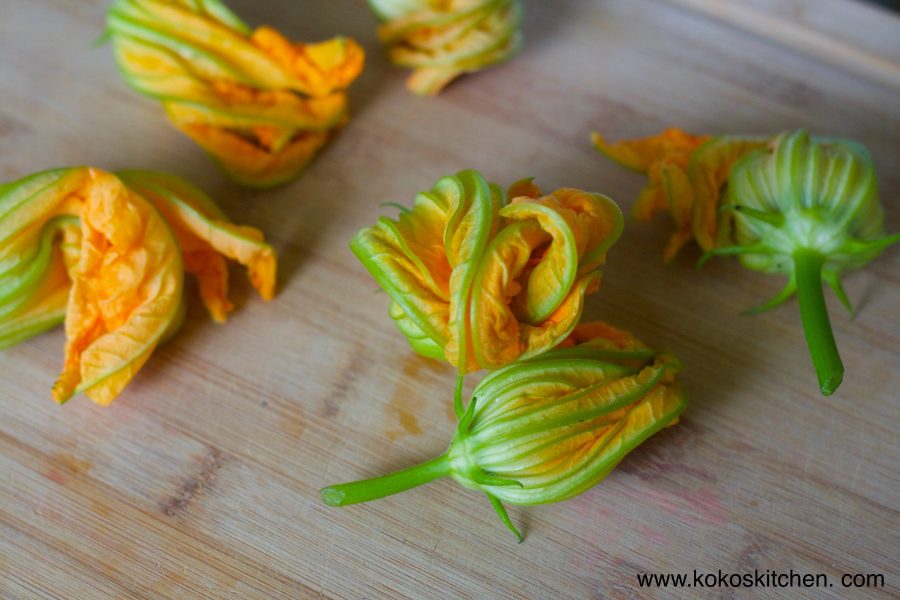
top-left (487, 493), bottom-right (524, 542)
top-left (741, 277), bottom-right (796, 316)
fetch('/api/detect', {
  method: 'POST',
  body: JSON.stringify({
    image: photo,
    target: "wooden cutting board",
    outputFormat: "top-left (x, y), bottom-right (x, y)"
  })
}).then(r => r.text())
top-left (1, 1), bottom-right (898, 598)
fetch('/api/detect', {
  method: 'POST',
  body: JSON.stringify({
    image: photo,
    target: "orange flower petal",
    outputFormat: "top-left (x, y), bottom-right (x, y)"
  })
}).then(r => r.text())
top-left (52, 170), bottom-right (184, 406)
top-left (688, 136), bottom-right (770, 251)
top-left (117, 171), bottom-right (277, 322)
top-left (562, 321), bottom-right (647, 350)
top-left (594, 129), bottom-right (774, 259)
top-left (251, 28), bottom-right (365, 97)
top-left (592, 128), bottom-right (709, 174)
top-left (171, 119), bottom-right (333, 188)
top-left (593, 129), bottom-right (708, 260)
top-left (507, 177), bottom-right (542, 200)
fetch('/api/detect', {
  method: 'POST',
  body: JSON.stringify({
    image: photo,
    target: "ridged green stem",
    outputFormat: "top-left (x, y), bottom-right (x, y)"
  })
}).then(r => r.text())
top-left (793, 249), bottom-right (843, 395)
top-left (321, 454), bottom-right (451, 507)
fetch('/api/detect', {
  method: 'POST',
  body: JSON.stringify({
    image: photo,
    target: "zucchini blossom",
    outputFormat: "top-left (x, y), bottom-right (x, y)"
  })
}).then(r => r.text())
top-left (321, 321), bottom-right (687, 541)
top-left (0, 167), bottom-right (276, 405)
top-left (592, 128), bottom-right (768, 261)
top-left (369, 0), bottom-right (523, 96)
top-left (106, 0), bottom-right (365, 187)
top-left (595, 128), bottom-right (899, 395)
top-left (351, 170), bottom-right (623, 413)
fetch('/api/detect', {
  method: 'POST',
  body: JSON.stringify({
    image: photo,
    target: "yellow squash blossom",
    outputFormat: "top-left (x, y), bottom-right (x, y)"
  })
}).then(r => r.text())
top-left (598, 128), bottom-right (899, 395)
top-left (322, 321), bottom-right (686, 541)
top-left (352, 170), bottom-right (622, 412)
top-left (106, 0), bottom-right (365, 187)
top-left (593, 128), bottom-right (767, 261)
top-left (0, 167), bottom-right (277, 405)
top-left (715, 131), bottom-right (898, 394)
top-left (370, 0), bottom-right (523, 96)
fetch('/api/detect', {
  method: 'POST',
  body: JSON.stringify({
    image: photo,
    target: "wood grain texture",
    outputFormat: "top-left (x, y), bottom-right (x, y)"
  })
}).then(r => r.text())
top-left (658, 0), bottom-right (900, 88)
top-left (1, 0), bottom-right (898, 598)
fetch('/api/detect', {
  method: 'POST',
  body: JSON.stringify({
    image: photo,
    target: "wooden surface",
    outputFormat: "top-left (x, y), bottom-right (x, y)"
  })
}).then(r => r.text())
top-left (1, 1), bottom-right (899, 598)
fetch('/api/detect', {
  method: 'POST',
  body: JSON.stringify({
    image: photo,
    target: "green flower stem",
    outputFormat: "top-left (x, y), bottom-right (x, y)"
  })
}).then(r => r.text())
top-left (321, 454), bottom-right (451, 507)
top-left (454, 373), bottom-right (465, 418)
top-left (793, 249), bottom-right (843, 395)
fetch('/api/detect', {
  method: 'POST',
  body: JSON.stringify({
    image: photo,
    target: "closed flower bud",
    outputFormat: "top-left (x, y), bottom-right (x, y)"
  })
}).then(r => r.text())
top-left (370, 0), bottom-right (523, 95)
top-left (106, 0), bottom-right (364, 187)
top-left (321, 321), bottom-right (686, 541)
top-left (709, 130), bottom-right (899, 395)
top-left (595, 127), bottom-right (898, 395)
top-left (724, 131), bottom-right (890, 274)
